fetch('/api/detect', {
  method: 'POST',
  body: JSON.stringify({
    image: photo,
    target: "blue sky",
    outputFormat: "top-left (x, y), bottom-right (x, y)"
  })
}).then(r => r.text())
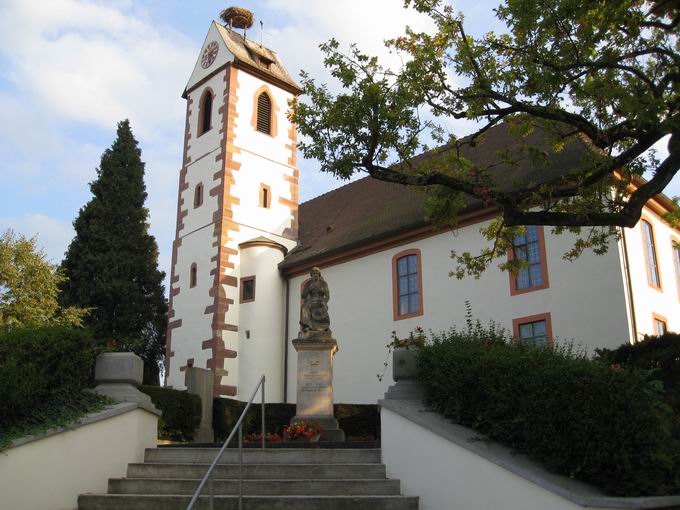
top-left (0, 0), bottom-right (677, 286)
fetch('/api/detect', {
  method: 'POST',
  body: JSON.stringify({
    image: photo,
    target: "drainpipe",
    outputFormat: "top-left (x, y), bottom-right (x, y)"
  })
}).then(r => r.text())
top-left (621, 227), bottom-right (638, 343)
top-left (283, 278), bottom-right (290, 403)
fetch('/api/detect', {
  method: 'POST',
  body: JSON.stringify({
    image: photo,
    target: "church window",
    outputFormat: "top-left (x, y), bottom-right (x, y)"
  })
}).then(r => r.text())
top-left (256, 92), bottom-right (272, 134)
top-left (653, 314), bottom-right (668, 335)
top-left (510, 225), bottom-right (548, 295)
top-left (260, 184), bottom-right (271, 208)
top-left (513, 313), bottom-right (552, 349)
top-left (392, 249), bottom-right (423, 320)
top-left (194, 183), bottom-right (204, 208)
top-left (190, 263), bottom-right (197, 288)
top-left (642, 219), bottom-right (661, 289)
top-left (673, 241), bottom-right (680, 299)
top-left (198, 89), bottom-right (213, 136)
top-left (240, 276), bottom-right (256, 303)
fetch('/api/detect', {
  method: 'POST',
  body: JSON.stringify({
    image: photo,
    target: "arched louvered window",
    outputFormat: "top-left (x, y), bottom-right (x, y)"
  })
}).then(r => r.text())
top-left (256, 92), bottom-right (272, 134)
top-left (198, 89), bottom-right (213, 136)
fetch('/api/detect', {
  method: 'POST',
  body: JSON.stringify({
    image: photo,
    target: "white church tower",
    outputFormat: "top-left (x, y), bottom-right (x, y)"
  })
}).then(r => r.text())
top-left (166, 9), bottom-right (300, 401)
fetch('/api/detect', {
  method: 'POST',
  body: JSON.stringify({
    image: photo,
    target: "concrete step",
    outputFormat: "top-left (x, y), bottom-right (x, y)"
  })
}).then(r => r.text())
top-left (127, 462), bottom-right (387, 480)
top-left (173, 441), bottom-right (381, 449)
top-left (78, 494), bottom-right (419, 510)
top-left (144, 448), bottom-right (381, 465)
top-left (108, 478), bottom-right (400, 496)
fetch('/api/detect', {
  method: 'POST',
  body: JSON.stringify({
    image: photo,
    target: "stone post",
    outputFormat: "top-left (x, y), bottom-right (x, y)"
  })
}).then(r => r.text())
top-left (383, 348), bottom-right (426, 401)
top-left (291, 337), bottom-right (345, 442)
top-left (185, 367), bottom-right (215, 443)
top-left (92, 352), bottom-right (160, 415)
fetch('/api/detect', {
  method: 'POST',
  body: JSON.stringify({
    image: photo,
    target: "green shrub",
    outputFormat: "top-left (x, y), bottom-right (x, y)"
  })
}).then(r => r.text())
top-left (139, 385), bottom-right (201, 442)
top-left (0, 326), bottom-right (98, 429)
top-left (213, 399), bottom-right (379, 442)
top-left (597, 333), bottom-right (680, 414)
top-left (337, 405), bottom-right (380, 440)
top-left (416, 323), bottom-right (680, 496)
top-left (213, 400), bottom-right (295, 442)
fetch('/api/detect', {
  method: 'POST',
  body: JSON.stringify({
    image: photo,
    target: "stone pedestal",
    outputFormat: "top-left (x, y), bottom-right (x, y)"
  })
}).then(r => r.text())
top-left (291, 336), bottom-right (345, 442)
top-left (185, 367), bottom-right (215, 443)
top-left (92, 353), bottom-right (160, 415)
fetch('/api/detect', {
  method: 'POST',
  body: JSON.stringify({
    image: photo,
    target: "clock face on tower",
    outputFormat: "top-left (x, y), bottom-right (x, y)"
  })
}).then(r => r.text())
top-left (201, 41), bottom-right (219, 69)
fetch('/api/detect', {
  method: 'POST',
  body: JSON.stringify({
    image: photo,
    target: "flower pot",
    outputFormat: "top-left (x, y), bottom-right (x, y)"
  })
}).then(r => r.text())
top-left (393, 347), bottom-right (418, 381)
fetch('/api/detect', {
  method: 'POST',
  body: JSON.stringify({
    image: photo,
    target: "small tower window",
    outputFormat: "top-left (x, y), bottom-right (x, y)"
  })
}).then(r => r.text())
top-left (260, 184), bottom-right (271, 208)
top-left (194, 183), bottom-right (204, 208)
top-left (256, 92), bottom-right (272, 134)
top-left (190, 263), bottom-right (197, 288)
top-left (198, 89), bottom-right (213, 136)
top-left (240, 276), bottom-right (256, 303)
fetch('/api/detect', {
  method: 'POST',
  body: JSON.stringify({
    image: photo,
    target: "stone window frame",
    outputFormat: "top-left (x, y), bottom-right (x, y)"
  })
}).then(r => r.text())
top-left (190, 263), bottom-right (197, 288)
top-left (512, 312), bottom-right (553, 350)
top-left (508, 225), bottom-right (550, 296)
top-left (392, 248), bottom-right (424, 321)
top-left (652, 312), bottom-right (668, 336)
top-left (672, 238), bottom-right (680, 301)
top-left (194, 182), bottom-right (204, 209)
top-left (260, 183), bottom-right (271, 209)
top-left (197, 87), bottom-right (214, 137)
top-left (240, 275), bottom-right (256, 304)
top-left (641, 216), bottom-right (662, 291)
top-left (251, 85), bottom-right (278, 137)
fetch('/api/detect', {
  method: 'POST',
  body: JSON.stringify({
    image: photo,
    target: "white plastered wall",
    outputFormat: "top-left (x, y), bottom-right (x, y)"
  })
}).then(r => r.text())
top-left (230, 69), bottom-right (297, 243)
top-left (167, 68), bottom-right (228, 390)
top-left (623, 208), bottom-right (680, 336)
top-left (169, 225), bottom-right (217, 389)
top-left (0, 407), bottom-right (157, 510)
top-left (286, 222), bottom-right (632, 404)
top-left (238, 245), bottom-right (286, 401)
top-left (381, 407), bottom-right (611, 510)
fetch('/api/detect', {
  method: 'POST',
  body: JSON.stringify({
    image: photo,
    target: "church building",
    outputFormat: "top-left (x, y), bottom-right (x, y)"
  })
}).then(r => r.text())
top-left (165, 15), bottom-right (680, 405)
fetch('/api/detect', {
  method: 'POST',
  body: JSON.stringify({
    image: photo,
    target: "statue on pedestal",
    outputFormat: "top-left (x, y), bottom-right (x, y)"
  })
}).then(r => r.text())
top-left (299, 267), bottom-right (331, 338)
top-left (291, 267), bottom-right (344, 441)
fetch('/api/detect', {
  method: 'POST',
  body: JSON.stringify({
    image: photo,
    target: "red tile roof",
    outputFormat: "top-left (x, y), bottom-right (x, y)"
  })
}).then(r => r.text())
top-left (280, 123), bottom-right (591, 271)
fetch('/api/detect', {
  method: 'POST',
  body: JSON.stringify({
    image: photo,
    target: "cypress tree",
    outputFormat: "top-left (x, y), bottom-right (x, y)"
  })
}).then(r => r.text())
top-left (61, 120), bottom-right (167, 384)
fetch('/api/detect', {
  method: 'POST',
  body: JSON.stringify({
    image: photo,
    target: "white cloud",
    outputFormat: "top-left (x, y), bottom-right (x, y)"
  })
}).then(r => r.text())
top-left (264, 0), bottom-right (436, 85)
top-left (0, 0), bottom-right (196, 285)
top-left (0, 0), bottom-right (195, 140)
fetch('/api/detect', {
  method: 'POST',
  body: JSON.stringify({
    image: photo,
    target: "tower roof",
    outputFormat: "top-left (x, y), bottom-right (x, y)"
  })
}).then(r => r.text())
top-left (279, 123), bottom-right (593, 273)
top-left (216, 23), bottom-right (300, 92)
top-left (184, 21), bottom-right (301, 98)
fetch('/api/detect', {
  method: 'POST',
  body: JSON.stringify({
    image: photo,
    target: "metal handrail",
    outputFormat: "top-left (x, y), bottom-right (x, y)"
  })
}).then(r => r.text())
top-left (186, 375), bottom-right (265, 510)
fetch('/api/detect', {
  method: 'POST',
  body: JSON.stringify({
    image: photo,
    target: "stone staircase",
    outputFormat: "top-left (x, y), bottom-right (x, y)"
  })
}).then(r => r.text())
top-left (78, 446), bottom-right (419, 509)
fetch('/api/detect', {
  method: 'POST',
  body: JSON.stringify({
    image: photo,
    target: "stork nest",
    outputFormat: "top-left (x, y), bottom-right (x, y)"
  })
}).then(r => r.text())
top-left (220, 7), bottom-right (254, 29)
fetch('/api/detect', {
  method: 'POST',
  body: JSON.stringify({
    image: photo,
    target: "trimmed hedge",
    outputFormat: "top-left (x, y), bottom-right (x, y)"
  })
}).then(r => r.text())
top-left (139, 385), bottom-right (201, 442)
top-left (0, 326), bottom-right (98, 429)
top-left (416, 324), bottom-right (680, 497)
top-left (597, 333), bottom-right (680, 414)
top-left (213, 399), bottom-right (379, 442)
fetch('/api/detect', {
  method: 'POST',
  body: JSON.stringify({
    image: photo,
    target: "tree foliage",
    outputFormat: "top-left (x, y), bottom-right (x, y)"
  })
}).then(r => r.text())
top-left (291, 0), bottom-right (679, 276)
top-left (0, 230), bottom-right (86, 330)
top-left (60, 120), bottom-right (168, 384)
